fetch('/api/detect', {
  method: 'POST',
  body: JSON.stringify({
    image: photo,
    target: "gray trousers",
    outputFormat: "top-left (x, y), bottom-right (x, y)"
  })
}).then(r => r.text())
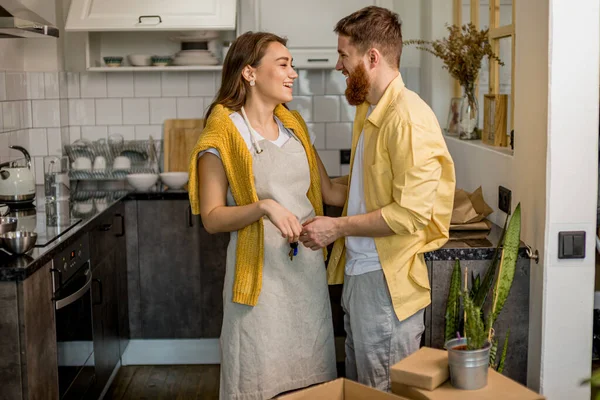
top-left (341, 269), bottom-right (425, 392)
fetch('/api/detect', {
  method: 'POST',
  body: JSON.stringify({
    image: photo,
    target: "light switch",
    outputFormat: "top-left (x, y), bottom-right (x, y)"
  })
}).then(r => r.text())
top-left (558, 231), bottom-right (586, 259)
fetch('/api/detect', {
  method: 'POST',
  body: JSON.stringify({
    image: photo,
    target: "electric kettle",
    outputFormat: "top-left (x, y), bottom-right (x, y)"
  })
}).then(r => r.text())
top-left (0, 146), bottom-right (36, 202)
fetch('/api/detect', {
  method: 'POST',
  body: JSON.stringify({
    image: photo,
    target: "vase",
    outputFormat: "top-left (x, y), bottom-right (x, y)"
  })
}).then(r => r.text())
top-left (446, 337), bottom-right (491, 390)
top-left (459, 85), bottom-right (480, 140)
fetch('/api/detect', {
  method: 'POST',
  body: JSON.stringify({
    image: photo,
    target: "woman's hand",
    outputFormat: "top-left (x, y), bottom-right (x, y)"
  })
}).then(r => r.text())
top-left (260, 199), bottom-right (302, 243)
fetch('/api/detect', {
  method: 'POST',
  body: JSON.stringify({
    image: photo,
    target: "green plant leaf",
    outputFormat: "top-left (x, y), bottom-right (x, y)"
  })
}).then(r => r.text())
top-left (445, 260), bottom-right (461, 342)
top-left (470, 272), bottom-right (480, 299)
top-left (491, 204), bottom-right (522, 324)
top-left (473, 214), bottom-right (509, 309)
top-left (489, 338), bottom-right (498, 369)
top-left (497, 329), bottom-right (510, 373)
top-left (463, 290), bottom-right (486, 350)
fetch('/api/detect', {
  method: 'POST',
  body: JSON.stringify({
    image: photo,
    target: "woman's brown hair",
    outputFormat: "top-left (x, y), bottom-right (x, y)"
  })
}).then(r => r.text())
top-left (205, 31), bottom-right (288, 120)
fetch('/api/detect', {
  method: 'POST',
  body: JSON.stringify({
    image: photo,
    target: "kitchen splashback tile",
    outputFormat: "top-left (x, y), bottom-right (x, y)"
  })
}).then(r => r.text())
top-left (44, 72), bottom-right (60, 99)
top-left (9, 130), bottom-right (29, 153)
top-left (69, 126), bottom-right (81, 143)
top-left (325, 70), bottom-right (347, 95)
top-left (80, 72), bottom-right (107, 98)
top-left (287, 96), bottom-right (312, 122)
top-left (150, 98), bottom-right (177, 125)
top-left (298, 70), bottom-right (325, 96)
top-left (0, 72), bottom-right (6, 101)
top-left (162, 72), bottom-right (188, 97)
top-left (2, 102), bottom-right (21, 131)
top-left (0, 133), bottom-right (8, 158)
top-left (5, 72), bottom-right (28, 101)
top-left (177, 97), bottom-right (204, 119)
top-left (306, 122), bottom-right (325, 150)
top-left (67, 72), bottom-right (80, 98)
top-left (325, 122), bottom-right (352, 149)
top-left (32, 100), bottom-right (60, 128)
top-left (134, 72), bottom-right (161, 97)
top-left (107, 72), bottom-right (134, 98)
top-left (68, 99), bottom-right (96, 126)
top-left (123, 98), bottom-right (149, 125)
top-left (109, 125), bottom-right (135, 141)
top-left (60, 99), bottom-right (69, 127)
top-left (27, 73), bottom-right (45, 99)
top-left (96, 99), bottom-right (123, 125)
top-left (82, 126), bottom-right (108, 142)
top-left (313, 96), bottom-right (340, 122)
top-left (317, 149), bottom-right (341, 177)
top-left (189, 72), bottom-right (216, 96)
top-left (46, 128), bottom-right (62, 156)
top-left (340, 98), bottom-right (355, 122)
top-left (22, 101), bottom-right (32, 129)
top-left (134, 125), bottom-right (162, 140)
top-left (32, 156), bottom-right (44, 184)
top-left (28, 129), bottom-right (48, 156)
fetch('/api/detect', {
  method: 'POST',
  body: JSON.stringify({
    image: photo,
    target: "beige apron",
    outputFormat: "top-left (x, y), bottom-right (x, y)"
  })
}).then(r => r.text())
top-left (219, 114), bottom-right (337, 399)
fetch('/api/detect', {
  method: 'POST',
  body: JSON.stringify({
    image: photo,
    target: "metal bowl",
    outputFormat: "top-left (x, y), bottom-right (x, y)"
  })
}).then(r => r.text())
top-left (0, 217), bottom-right (18, 234)
top-left (0, 231), bottom-right (37, 255)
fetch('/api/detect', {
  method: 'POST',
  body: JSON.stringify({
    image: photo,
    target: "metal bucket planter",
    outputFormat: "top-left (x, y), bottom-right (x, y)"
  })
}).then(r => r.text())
top-left (445, 338), bottom-right (492, 390)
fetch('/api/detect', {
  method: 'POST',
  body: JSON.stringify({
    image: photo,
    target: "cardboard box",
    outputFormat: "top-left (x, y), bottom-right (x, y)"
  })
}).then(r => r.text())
top-left (390, 347), bottom-right (449, 391)
top-left (276, 378), bottom-right (411, 400)
top-left (392, 368), bottom-right (545, 400)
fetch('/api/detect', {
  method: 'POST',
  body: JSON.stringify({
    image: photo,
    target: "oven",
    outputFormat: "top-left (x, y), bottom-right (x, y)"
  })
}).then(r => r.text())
top-left (52, 233), bottom-right (95, 400)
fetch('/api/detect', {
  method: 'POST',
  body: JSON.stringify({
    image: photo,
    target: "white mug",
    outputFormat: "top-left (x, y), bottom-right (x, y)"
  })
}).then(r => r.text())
top-left (93, 156), bottom-right (107, 171)
top-left (73, 157), bottom-right (92, 170)
top-left (113, 156), bottom-right (131, 170)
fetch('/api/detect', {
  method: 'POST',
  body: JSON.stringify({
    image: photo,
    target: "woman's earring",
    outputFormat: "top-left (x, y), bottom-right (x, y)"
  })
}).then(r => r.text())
top-left (249, 79), bottom-right (255, 87)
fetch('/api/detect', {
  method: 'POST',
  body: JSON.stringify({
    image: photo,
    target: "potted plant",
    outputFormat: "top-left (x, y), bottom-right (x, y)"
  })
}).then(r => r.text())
top-left (444, 203), bottom-right (521, 389)
top-left (406, 23), bottom-right (503, 140)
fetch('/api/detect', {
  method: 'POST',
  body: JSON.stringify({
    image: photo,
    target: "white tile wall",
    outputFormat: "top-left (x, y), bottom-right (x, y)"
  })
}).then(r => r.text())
top-left (123, 98), bottom-right (149, 125)
top-left (107, 73), bottom-right (134, 98)
top-left (32, 100), bottom-right (60, 128)
top-left (0, 67), bottom-right (420, 175)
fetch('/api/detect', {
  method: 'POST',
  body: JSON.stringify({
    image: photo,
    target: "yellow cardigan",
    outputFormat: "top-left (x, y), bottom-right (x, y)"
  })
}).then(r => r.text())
top-left (188, 104), bottom-right (326, 306)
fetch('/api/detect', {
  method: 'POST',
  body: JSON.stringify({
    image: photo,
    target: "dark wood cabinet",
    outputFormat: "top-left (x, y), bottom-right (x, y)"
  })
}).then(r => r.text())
top-left (136, 200), bottom-right (204, 338)
top-left (0, 262), bottom-right (59, 400)
top-left (199, 228), bottom-right (228, 338)
top-left (91, 251), bottom-right (120, 393)
top-left (127, 199), bottom-right (229, 339)
top-left (89, 202), bottom-right (129, 396)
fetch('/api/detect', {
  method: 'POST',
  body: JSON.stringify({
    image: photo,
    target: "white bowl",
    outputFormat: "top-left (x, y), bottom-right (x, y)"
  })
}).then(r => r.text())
top-left (126, 173), bottom-right (159, 191)
top-left (128, 54), bottom-right (152, 66)
top-left (160, 172), bottom-right (189, 190)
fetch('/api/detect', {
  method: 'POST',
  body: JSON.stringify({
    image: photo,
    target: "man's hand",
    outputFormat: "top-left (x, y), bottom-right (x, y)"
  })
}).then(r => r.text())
top-left (300, 216), bottom-right (342, 250)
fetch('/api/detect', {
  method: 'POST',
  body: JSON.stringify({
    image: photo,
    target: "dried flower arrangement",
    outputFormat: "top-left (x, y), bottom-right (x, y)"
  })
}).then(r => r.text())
top-left (406, 23), bottom-right (503, 101)
top-left (407, 23), bottom-right (504, 139)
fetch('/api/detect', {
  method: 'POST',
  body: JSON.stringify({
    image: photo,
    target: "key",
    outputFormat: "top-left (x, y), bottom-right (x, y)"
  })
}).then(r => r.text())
top-left (289, 242), bottom-right (299, 261)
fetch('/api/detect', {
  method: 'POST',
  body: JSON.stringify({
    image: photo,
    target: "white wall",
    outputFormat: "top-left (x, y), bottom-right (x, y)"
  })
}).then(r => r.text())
top-left (539, 0), bottom-right (599, 398)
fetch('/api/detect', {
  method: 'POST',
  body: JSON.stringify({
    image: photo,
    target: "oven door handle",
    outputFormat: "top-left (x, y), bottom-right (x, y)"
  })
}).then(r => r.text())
top-left (54, 274), bottom-right (93, 310)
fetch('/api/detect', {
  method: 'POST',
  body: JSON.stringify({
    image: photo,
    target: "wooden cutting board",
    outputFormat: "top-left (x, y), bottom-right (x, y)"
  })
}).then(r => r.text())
top-left (163, 119), bottom-right (204, 172)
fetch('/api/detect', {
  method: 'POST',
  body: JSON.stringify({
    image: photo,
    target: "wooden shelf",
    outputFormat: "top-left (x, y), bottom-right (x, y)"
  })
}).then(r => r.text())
top-left (88, 65), bottom-right (223, 72)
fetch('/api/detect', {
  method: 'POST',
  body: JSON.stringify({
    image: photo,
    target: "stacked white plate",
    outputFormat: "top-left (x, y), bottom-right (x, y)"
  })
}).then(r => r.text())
top-left (172, 49), bottom-right (219, 66)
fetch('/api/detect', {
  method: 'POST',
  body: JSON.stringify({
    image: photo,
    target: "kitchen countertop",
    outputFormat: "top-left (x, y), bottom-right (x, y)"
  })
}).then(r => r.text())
top-left (0, 185), bottom-right (528, 281)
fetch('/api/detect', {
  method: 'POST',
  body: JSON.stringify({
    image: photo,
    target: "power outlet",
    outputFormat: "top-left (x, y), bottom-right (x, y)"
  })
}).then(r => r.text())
top-left (340, 149), bottom-right (351, 165)
top-left (498, 186), bottom-right (512, 214)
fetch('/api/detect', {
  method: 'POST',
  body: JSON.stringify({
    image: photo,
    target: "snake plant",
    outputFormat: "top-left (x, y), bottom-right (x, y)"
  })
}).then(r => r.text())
top-left (443, 203), bottom-right (522, 372)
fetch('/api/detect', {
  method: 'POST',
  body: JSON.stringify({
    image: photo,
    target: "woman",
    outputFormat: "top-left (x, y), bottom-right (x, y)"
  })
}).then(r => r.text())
top-left (188, 32), bottom-right (345, 399)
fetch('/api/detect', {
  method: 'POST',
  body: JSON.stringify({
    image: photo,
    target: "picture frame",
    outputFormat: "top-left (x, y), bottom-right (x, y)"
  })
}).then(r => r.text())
top-left (445, 97), bottom-right (463, 136)
top-left (482, 94), bottom-right (508, 146)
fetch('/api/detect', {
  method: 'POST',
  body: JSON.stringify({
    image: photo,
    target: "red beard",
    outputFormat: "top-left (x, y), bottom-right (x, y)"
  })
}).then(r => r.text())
top-left (345, 63), bottom-right (371, 106)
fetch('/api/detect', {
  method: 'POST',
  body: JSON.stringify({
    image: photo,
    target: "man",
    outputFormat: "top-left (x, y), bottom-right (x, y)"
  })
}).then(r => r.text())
top-left (300, 6), bottom-right (456, 392)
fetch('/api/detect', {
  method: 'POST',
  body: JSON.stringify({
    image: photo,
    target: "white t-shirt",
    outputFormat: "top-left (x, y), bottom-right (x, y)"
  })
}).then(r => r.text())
top-left (345, 107), bottom-right (382, 276)
top-left (199, 112), bottom-right (316, 159)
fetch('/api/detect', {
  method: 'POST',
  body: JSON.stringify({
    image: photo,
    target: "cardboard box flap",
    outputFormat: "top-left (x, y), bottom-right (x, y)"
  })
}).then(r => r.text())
top-left (390, 347), bottom-right (449, 391)
top-left (392, 368), bottom-right (545, 400)
top-left (277, 378), bottom-right (411, 400)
